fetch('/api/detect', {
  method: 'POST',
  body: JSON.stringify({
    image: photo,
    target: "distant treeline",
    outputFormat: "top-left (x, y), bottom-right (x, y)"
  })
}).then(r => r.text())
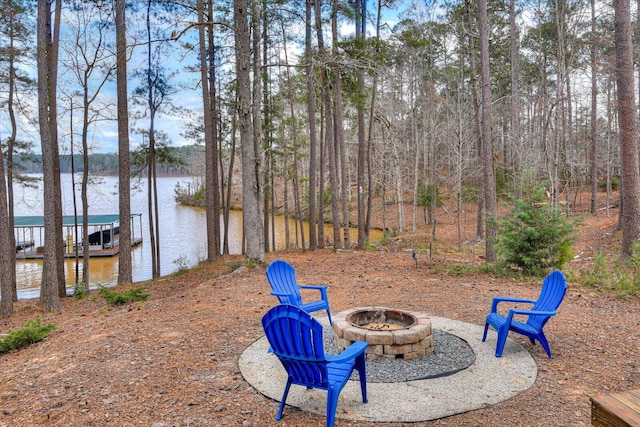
top-left (14, 145), bottom-right (204, 176)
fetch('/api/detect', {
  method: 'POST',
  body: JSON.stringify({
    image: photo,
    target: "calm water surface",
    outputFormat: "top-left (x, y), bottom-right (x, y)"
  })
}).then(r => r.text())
top-left (15, 174), bottom-right (380, 297)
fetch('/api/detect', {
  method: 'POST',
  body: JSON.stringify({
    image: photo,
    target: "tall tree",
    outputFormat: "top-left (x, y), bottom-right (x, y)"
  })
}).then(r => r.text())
top-left (235, 0), bottom-right (264, 261)
top-left (355, 0), bottom-right (367, 248)
top-left (0, 0), bottom-right (32, 310)
top-left (0, 113), bottom-right (14, 315)
top-left (305, 0), bottom-right (318, 249)
top-left (62, 0), bottom-right (116, 286)
top-left (614, 0), bottom-right (640, 257)
top-left (509, 0), bottom-right (522, 195)
top-left (116, 0), bottom-right (132, 285)
top-left (478, 0), bottom-right (497, 263)
top-left (463, 0), bottom-right (483, 239)
top-left (332, 0), bottom-right (349, 249)
top-left (37, 0), bottom-right (62, 310)
top-left (315, 0), bottom-right (339, 250)
top-left (131, 0), bottom-right (180, 278)
top-left (198, 0), bottom-right (220, 261)
top-left (589, 0), bottom-right (598, 214)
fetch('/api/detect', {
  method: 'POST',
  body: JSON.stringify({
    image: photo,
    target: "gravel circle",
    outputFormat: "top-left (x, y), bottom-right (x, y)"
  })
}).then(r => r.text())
top-left (324, 328), bottom-right (476, 383)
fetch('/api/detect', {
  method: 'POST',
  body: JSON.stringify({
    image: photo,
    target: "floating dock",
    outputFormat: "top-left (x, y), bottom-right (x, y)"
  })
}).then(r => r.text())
top-left (14, 214), bottom-right (143, 259)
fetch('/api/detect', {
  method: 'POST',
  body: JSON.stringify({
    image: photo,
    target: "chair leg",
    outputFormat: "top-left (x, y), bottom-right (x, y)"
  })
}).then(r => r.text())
top-left (276, 379), bottom-right (292, 421)
top-left (495, 326), bottom-right (509, 358)
top-left (355, 353), bottom-right (368, 403)
top-left (536, 332), bottom-right (554, 359)
top-left (482, 322), bottom-right (489, 342)
top-left (326, 389), bottom-right (339, 427)
top-left (326, 308), bottom-right (333, 325)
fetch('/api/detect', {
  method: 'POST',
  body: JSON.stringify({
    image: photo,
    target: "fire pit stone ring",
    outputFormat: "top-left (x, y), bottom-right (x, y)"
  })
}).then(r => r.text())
top-left (333, 307), bottom-right (434, 360)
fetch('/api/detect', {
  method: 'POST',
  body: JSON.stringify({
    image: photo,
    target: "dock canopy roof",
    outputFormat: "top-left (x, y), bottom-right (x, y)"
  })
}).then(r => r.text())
top-left (14, 214), bottom-right (142, 228)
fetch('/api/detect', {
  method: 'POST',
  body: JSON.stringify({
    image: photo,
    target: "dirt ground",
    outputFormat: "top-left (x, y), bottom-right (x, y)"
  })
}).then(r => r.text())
top-left (0, 197), bottom-right (639, 426)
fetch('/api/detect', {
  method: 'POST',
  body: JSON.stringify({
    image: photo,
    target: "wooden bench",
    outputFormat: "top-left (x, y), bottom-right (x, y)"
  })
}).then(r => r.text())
top-left (591, 389), bottom-right (640, 426)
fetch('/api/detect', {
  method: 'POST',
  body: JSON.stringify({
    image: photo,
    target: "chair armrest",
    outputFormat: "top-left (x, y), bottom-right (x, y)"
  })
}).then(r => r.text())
top-left (491, 296), bottom-right (536, 312)
top-left (326, 340), bottom-right (368, 363)
top-left (270, 291), bottom-right (296, 305)
top-left (505, 308), bottom-right (556, 325)
top-left (299, 284), bottom-right (329, 299)
top-left (508, 308), bottom-right (557, 317)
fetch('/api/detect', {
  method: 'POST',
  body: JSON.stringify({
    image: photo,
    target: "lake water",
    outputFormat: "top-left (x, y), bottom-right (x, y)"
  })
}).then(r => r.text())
top-left (14, 174), bottom-right (380, 297)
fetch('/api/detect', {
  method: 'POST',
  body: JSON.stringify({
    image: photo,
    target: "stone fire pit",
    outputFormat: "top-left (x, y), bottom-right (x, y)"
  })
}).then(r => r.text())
top-left (332, 307), bottom-right (434, 360)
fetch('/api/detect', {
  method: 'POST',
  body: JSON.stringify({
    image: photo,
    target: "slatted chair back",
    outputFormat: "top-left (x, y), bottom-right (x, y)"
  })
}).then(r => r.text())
top-left (482, 270), bottom-right (567, 358)
top-left (262, 304), bottom-right (329, 389)
top-left (528, 270), bottom-right (567, 331)
top-left (265, 260), bottom-right (333, 324)
top-left (262, 305), bottom-right (367, 426)
top-left (265, 260), bottom-right (303, 306)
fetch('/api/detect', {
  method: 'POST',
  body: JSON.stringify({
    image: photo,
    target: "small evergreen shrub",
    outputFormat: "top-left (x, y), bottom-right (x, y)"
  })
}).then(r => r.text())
top-left (173, 255), bottom-right (190, 274)
top-left (73, 282), bottom-right (88, 300)
top-left (496, 187), bottom-right (580, 275)
top-left (580, 252), bottom-right (608, 290)
top-left (460, 184), bottom-right (478, 204)
top-left (226, 261), bottom-right (243, 274)
top-left (0, 318), bottom-right (57, 354)
top-left (581, 245), bottom-right (640, 298)
top-left (98, 285), bottom-right (149, 306)
top-left (417, 182), bottom-right (443, 211)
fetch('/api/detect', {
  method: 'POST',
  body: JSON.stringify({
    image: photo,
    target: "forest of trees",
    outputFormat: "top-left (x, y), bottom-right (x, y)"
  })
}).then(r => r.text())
top-left (13, 147), bottom-right (203, 175)
top-left (1, 0), bottom-right (639, 314)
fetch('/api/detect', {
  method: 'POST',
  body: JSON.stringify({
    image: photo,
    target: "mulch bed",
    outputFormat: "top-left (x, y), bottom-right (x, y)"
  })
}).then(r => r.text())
top-left (0, 246), bottom-right (639, 426)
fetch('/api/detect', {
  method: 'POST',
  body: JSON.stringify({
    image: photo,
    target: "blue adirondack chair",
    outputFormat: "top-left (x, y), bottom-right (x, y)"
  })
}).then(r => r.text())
top-left (262, 305), bottom-right (368, 427)
top-left (482, 270), bottom-right (567, 358)
top-left (266, 259), bottom-right (333, 324)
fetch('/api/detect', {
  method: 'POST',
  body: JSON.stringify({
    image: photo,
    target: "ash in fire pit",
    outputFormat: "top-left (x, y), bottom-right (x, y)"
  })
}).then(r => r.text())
top-left (333, 307), bottom-right (433, 360)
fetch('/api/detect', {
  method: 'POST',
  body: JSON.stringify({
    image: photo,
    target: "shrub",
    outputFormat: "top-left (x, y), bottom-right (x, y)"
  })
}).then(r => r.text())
top-left (98, 285), bottom-right (149, 306)
top-left (417, 182), bottom-right (443, 210)
top-left (226, 261), bottom-right (244, 274)
top-left (0, 318), bottom-right (57, 354)
top-left (496, 188), bottom-right (580, 275)
top-left (73, 282), bottom-right (88, 300)
top-left (173, 255), bottom-right (190, 274)
top-left (581, 245), bottom-right (640, 298)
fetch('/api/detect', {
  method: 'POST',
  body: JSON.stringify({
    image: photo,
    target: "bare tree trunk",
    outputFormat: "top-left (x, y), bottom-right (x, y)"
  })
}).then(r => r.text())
top-left (81, 91), bottom-right (90, 285)
top-left (208, 0), bottom-right (221, 258)
top-left (199, 0), bottom-right (219, 261)
top-left (305, 0), bottom-right (318, 250)
top-left (50, 0), bottom-right (65, 298)
top-left (464, 0), bottom-right (484, 239)
top-left (318, 104), bottom-right (326, 248)
top-left (365, 0), bottom-right (384, 242)
top-left (37, 0), bottom-right (61, 311)
top-left (235, 0), bottom-right (264, 261)
top-left (355, 0), bottom-right (366, 248)
top-left (393, 138), bottom-right (405, 233)
top-left (314, 0), bottom-right (339, 250)
top-left (145, 0), bottom-right (160, 278)
top-left (606, 82), bottom-right (613, 218)
top-left (590, 0), bottom-right (598, 214)
top-left (479, 0), bottom-right (497, 263)
top-left (116, 0), bottom-right (132, 285)
top-left (329, 1), bottom-right (349, 248)
top-left (222, 101), bottom-right (237, 254)
top-left (251, 0), bottom-right (266, 253)
top-left (614, 0), bottom-right (640, 257)
top-left (282, 20), bottom-right (304, 250)
top-left (0, 133), bottom-right (14, 316)
top-left (3, 8), bottom-right (19, 306)
top-left (509, 0), bottom-right (522, 196)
